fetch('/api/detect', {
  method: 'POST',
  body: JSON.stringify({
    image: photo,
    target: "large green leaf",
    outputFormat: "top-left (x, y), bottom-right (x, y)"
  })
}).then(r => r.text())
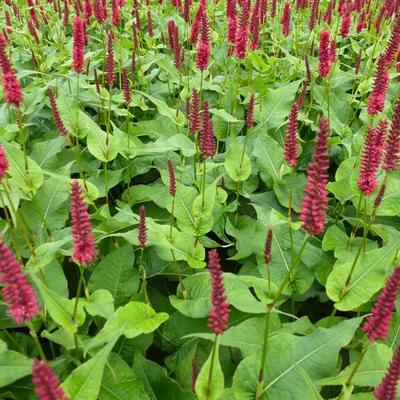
top-left (85, 301), bottom-right (169, 352)
top-left (88, 245), bottom-right (139, 307)
top-left (0, 340), bottom-right (33, 388)
top-left (61, 335), bottom-right (119, 400)
top-left (224, 137), bottom-right (252, 182)
top-left (232, 318), bottom-right (362, 399)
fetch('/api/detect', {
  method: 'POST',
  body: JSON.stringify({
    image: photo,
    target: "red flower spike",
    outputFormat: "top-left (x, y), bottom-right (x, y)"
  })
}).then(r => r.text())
top-left (190, 89), bottom-right (201, 133)
top-left (264, 228), bottom-right (273, 264)
top-left (122, 69), bottom-right (131, 106)
top-left (112, 0), bottom-right (120, 26)
top-left (190, 2), bottom-right (204, 44)
top-left (0, 33), bottom-right (12, 74)
top-left (358, 122), bottom-right (387, 196)
top-left (309, 0), bottom-right (319, 30)
top-left (147, 10), bottom-right (154, 37)
top-left (63, 0), bottom-right (69, 26)
top-left (281, 2), bottom-right (291, 37)
top-left (374, 183), bottom-right (386, 209)
top-left (375, 345), bottom-right (400, 400)
top-left (318, 30), bottom-right (332, 78)
top-left (138, 205), bottom-right (147, 248)
top-left (70, 181), bottom-right (97, 265)
top-left (362, 267), bottom-right (400, 341)
top-left (383, 16), bottom-right (400, 66)
top-left (196, 11), bottom-right (210, 70)
top-left (2, 70), bottom-right (23, 108)
top-left (234, 1), bottom-right (250, 59)
top-left (167, 159), bottom-right (176, 197)
top-left (72, 16), bottom-right (85, 74)
top-left (84, 0), bottom-right (93, 24)
top-left (207, 249), bottom-right (230, 335)
top-left (200, 101), bottom-right (216, 159)
top-left (0, 144), bottom-right (9, 182)
top-left (368, 56), bottom-right (390, 115)
top-left (299, 118), bottom-right (330, 236)
top-left (330, 40), bottom-right (337, 62)
top-left (0, 239), bottom-right (40, 324)
top-left (105, 31), bottom-right (115, 88)
top-left (245, 94), bottom-right (255, 128)
top-left (284, 102), bottom-right (299, 167)
top-left (340, 11), bottom-right (351, 37)
top-left (383, 97), bottom-right (400, 171)
top-left (228, 14), bottom-right (238, 44)
top-left (48, 87), bottom-right (68, 136)
top-left (32, 359), bottom-right (68, 400)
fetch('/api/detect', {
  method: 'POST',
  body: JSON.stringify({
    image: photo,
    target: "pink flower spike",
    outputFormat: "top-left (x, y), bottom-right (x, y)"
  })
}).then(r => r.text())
top-left (70, 181), bottom-right (97, 265)
top-left (207, 249), bottom-right (229, 335)
top-left (32, 359), bottom-right (68, 400)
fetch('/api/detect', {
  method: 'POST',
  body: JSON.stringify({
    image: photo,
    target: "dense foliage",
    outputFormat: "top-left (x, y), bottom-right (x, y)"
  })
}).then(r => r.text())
top-left (0, 0), bottom-right (400, 399)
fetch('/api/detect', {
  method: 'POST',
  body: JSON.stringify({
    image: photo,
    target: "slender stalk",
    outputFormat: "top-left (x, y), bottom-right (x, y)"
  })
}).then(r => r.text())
top-left (28, 322), bottom-right (46, 360)
top-left (140, 248), bottom-right (150, 305)
top-left (256, 309), bottom-right (271, 399)
top-left (337, 343), bottom-right (370, 400)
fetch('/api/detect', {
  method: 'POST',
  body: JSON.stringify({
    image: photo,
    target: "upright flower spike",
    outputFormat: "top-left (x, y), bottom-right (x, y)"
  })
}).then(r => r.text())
top-left (245, 94), bottom-right (255, 129)
top-left (0, 239), bottom-right (40, 324)
top-left (264, 228), bottom-right (273, 264)
top-left (32, 359), bottom-right (68, 400)
top-left (0, 33), bottom-right (12, 73)
top-left (308, 0), bottom-right (319, 30)
top-left (122, 69), bottom-right (131, 106)
top-left (207, 249), bottom-right (229, 335)
top-left (111, 0), bottom-right (120, 26)
top-left (84, 0), bottom-right (93, 24)
top-left (196, 11), bottom-right (210, 70)
top-left (375, 345), bottom-right (400, 400)
top-left (105, 31), bottom-right (115, 88)
top-left (190, 89), bottom-right (201, 133)
top-left (0, 144), bottom-right (9, 182)
top-left (340, 10), bottom-right (351, 37)
top-left (167, 159), bottom-right (176, 197)
top-left (234, 0), bottom-right (250, 59)
top-left (200, 101), bottom-right (216, 158)
top-left (138, 205), bottom-right (147, 248)
top-left (72, 16), bottom-right (85, 74)
top-left (190, 1), bottom-right (204, 44)
top-left (383, 97), bottom-right (400, 171)
top-left (362, 267), bottom-right (400, 342)
top-left (383, 15), bottom-right (400, 65)
top-left (358, 121), bottom-right (387, 196)
top-left (284, 102), bottom-right (299, 167)
top-left (281, 2), bottom-right (291, 37)
top-left (368, 56), bottom-right (390, 115)
top-left (70, 181), bottom-right (97, 265)
top-left (48, 87), bottom-right (69, 136)
top-left (318, 30), bottom-right (332, 78)
top-left (299, 118), bottom-right (330, 236)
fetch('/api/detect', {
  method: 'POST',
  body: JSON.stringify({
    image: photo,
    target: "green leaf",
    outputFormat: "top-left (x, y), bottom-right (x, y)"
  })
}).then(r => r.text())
top-left (255, 80), bottom-right (302, 129)
top-left (326, 234), bottom-right (399, 311)
top-left (85, 301), bottom-right (169, 352)
top-left (232, 318), bottom-right (362, 399)
top-left (88, 245), bottom-right (139, 307)
top-left (83, 290), bottom-right (114, 319)
top-left (2, 141), bottom-right (44, 193)
top-left (224, 138), bottom-right (252, 182)
top-left (33, 275), bottom-right (85, 333)
top-left (253, 136), bottom-right (288, 182)
top-left (209, 108), bottom-right (240, 123)
top-left (61, 335), bottom-right (119, 400)
top-left (86, 128), bottom-right (119, 162)
top-left (0, 340), bottom-right (33, 388)
top-left (170, 273), bottom-right (265, 317)
top-left (99, 353), bottom-right (150, 400)
top-left (316, 343), bottom-right (392, 387)
top-left (134, 90), bottom-right (185, 126)
top-left (195, 341), bottom-right (224, 400)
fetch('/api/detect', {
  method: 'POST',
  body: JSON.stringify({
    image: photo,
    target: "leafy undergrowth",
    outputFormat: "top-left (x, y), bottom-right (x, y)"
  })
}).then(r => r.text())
top-left (0, 0), bottom-right (400, 399)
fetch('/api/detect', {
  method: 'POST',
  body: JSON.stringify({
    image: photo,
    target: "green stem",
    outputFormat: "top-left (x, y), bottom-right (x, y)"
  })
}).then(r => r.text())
top-left (28, 322), bottom-right (46, 360)
top-left (205, 335), bottom-right (219, 400)
top-left (256, 308), bottom-right (271, 399)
